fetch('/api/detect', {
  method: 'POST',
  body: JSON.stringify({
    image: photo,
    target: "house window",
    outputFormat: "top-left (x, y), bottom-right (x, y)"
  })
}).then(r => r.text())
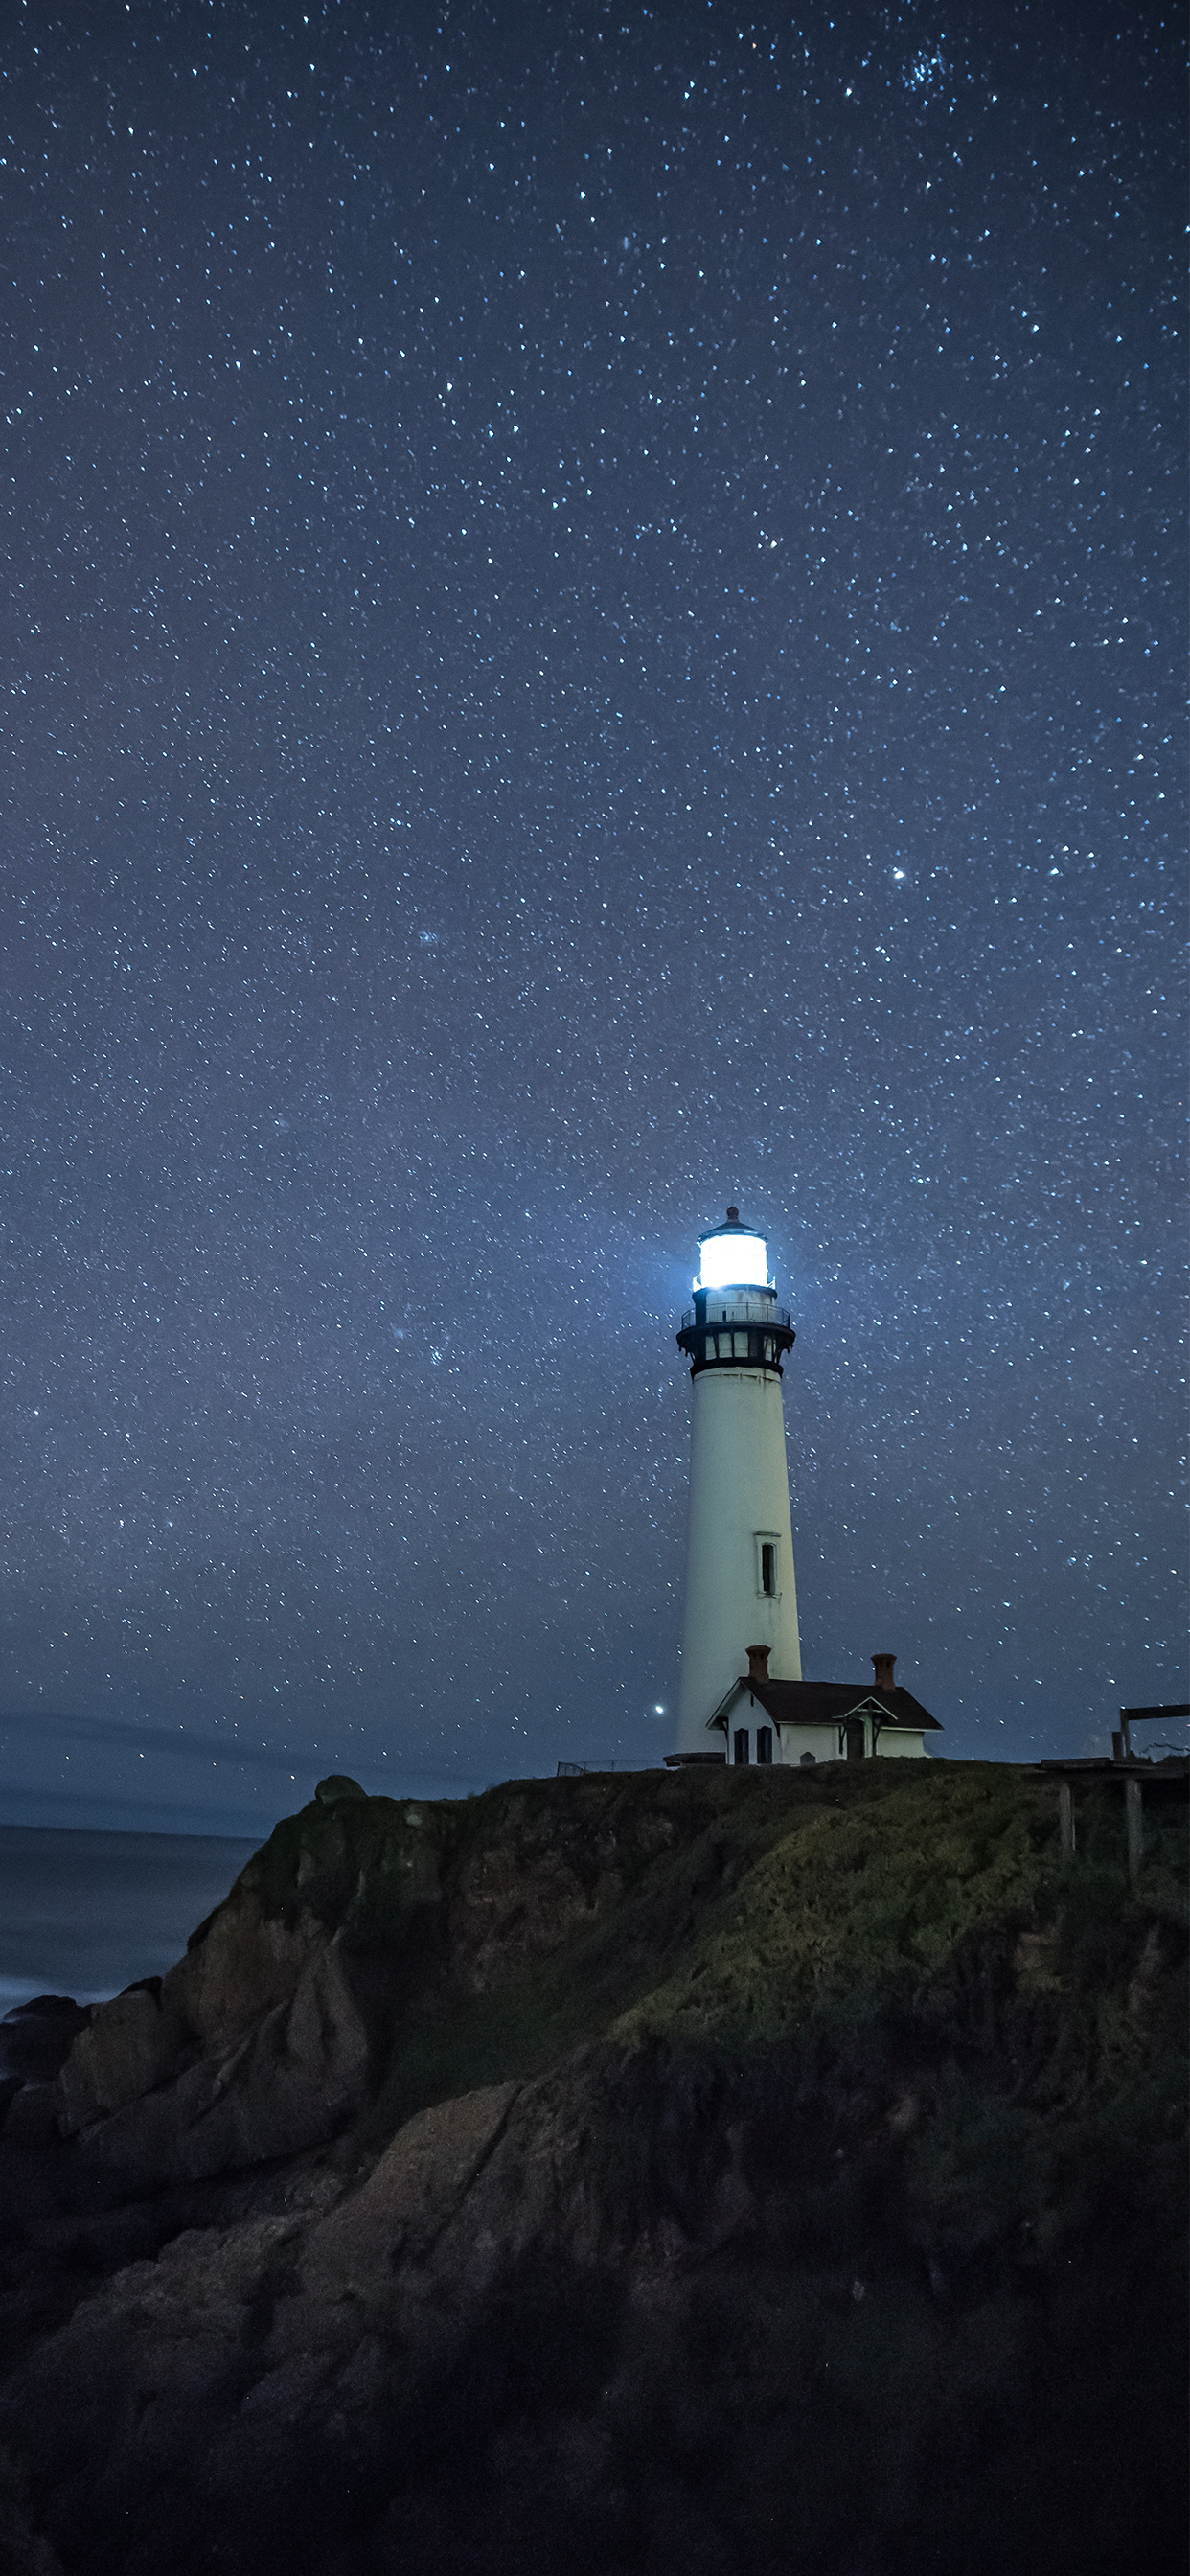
top-left (756, 1727), bottom-right (773, 1765)
top-left (733, 1729), bottom-right (750, 1766)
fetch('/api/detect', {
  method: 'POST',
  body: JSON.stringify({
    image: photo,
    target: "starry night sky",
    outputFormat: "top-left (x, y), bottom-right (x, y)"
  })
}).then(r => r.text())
top-left (2, 0), bottom-right (1183, 1833)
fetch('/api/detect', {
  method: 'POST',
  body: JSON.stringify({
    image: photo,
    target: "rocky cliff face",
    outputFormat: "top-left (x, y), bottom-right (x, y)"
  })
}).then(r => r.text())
top-left (0, 1763), bottom-right (1185, 2576)
top-left (46, 1770), bottom-right (686, 2185)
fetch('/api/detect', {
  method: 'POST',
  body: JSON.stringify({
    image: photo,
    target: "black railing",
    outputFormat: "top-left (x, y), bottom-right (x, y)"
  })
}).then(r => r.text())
top-left (676, 1317), bottom-right (795, 1378)
top-left (680, 1305), bottom-right (791, 1330)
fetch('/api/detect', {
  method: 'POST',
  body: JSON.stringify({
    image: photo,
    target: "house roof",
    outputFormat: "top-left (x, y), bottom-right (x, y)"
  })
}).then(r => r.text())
top-left (708, 1679), bottom-right (943, 1734)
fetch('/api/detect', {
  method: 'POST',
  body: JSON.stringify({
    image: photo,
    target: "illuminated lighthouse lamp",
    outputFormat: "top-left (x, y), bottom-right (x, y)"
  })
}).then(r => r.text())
top-left (697, 1208), bottom-right (769, 1292)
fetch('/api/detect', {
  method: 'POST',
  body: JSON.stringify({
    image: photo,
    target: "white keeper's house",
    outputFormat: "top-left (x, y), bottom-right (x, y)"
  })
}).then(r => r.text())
top-left (665, 1208), bottom-right (942, 1771)
top-left (700, 1644), bottom-right (942, 1768)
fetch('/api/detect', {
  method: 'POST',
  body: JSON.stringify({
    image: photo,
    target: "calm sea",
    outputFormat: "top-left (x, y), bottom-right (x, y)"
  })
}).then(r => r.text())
top-left (0, 1824), bottom-right (260, 2014)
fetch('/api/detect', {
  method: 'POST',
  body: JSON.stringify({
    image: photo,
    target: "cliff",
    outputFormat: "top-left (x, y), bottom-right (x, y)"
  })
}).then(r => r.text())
top-left (0, 1760), bottom-right (1185, 2576)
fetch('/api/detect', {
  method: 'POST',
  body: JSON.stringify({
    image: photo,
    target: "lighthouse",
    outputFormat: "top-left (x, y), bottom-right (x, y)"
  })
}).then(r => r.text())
top-left (672, 1209), bottom-right (801, 1759)
top-left (667, 1208), bottom-right (944, 1769)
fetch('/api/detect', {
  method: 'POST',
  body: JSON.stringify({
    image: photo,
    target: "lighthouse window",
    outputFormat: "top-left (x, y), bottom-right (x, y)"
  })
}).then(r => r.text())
top-left (761, 1542), bottom-right (776, 1597)
top-left (756, 1728), bottom-right (773, 1765)
top-left (733, 1729), bottom-right (750, 1766)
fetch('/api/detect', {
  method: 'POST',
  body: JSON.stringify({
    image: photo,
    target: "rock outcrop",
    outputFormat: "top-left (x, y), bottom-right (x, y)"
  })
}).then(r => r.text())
top-left (45, 1770), bottom-right (680, 2187)
top-left (0, 1996), bottom-right (92, 2144)
top-left (0, 1762), bottom-right (1185, 2576)
top-left (0, 1997), bottom-right (91, 2087)
top-left (51, 1805), bottom-right (416, 2183)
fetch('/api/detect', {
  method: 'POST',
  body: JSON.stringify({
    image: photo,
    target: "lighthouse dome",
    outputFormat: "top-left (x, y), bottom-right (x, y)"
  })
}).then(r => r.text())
top-left (697, 1208), bottom-right (769, 1291)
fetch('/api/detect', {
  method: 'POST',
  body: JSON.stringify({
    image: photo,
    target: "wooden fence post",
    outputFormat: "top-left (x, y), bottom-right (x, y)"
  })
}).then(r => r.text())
top-left (1059, 1780), bottom-right (1075, 1856)
top-left (1126, 1776), bottom-right (1143, 1889)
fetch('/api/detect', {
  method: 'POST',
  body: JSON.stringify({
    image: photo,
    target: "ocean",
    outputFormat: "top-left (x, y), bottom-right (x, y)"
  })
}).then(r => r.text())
top-left (0, 1824), bottom-right (260, 2015)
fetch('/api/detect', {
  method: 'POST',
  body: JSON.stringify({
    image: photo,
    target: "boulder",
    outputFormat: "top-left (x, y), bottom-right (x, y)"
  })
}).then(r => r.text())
top-left (314, 1775), bottom-right (368, 1805)
top-left (0, 1995), bottom-right (90, 2084)
top-left (57, 1983), bottom-right (191, 2136)
top-left (4, 2082), bottom-right (63, 2147)
top-left (299, 2082), bottom-right (518, 2296)
top-left (57, 1923), bottom-right (371, 2187)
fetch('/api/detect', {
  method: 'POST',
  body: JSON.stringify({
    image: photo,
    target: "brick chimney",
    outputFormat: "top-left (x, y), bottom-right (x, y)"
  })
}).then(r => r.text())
top-left (871, 1652), bottom-right (896, 1693)
top-left (746, 1644), bottom-right (770, 1684)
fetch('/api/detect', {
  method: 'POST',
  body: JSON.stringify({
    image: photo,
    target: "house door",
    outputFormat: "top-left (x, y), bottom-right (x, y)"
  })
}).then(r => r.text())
top-left (844, 1718), bottom-right (866, 1761)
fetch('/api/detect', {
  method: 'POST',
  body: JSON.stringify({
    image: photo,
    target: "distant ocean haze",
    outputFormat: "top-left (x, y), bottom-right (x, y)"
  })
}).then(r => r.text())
top-left (0, 1825), bottom-right (260, 2020)
top-left (0, 1708), bottom-right (494, 1838)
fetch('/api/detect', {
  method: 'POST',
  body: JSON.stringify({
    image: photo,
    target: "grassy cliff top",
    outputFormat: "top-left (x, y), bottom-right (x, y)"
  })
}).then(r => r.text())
top-left (233, 1759), bottom-right (1187, 2140)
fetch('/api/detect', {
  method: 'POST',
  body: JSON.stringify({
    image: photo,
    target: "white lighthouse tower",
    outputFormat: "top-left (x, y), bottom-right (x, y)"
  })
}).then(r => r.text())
top-left (673, 1208), bottom-right (801, 1760)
